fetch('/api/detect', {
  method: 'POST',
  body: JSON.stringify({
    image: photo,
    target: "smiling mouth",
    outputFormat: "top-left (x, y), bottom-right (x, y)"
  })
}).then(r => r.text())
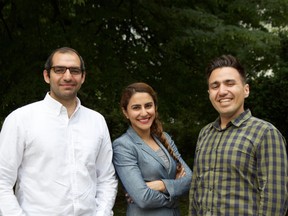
top-left (219, 98), bottom-right (232, 103)
top-left (138, 118), bottom-right (150, 123)
top-left (60, 84), bottom-right (75, 88)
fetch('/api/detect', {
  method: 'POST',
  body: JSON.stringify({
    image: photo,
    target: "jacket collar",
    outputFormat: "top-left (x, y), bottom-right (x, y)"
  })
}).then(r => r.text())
top-left (126, 126), bottom-right (170, 170)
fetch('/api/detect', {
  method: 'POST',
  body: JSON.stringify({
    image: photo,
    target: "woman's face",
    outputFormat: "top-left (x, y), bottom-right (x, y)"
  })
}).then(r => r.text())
top-left (123, 92), bottom-right (156, 136)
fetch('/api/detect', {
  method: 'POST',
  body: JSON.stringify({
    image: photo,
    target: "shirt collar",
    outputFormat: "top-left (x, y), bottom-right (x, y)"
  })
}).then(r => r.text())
top-left (43, 92), bottom-right (81, 116)
top-left (212, 109), bottom-right (252, 130)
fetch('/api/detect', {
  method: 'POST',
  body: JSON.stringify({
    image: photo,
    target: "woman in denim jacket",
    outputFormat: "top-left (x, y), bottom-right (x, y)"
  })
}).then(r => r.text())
top-left (113, 82), bottom-right (192, 216)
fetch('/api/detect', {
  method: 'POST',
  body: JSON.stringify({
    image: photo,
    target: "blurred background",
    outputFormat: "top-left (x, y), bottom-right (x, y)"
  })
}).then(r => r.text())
top-left (1, 0), bottom-right (288, 214)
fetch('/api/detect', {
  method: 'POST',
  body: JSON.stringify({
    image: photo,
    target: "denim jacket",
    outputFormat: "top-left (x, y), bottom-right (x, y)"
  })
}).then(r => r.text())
top-left (113, 126), bottom-right (192, 216)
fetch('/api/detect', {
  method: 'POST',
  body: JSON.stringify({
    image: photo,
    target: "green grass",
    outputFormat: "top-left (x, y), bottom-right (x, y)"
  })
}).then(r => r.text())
top-left (113, 185), bottom-right (189, 215)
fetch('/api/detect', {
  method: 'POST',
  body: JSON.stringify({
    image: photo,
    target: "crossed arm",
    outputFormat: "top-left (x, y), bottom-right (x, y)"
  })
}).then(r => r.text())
top-left (125, 163), bottom-right (187, 203)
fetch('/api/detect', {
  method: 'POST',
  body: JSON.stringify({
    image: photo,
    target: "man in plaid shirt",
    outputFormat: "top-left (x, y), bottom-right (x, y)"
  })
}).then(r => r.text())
top-left (189, 55), bottom-right (288, 215)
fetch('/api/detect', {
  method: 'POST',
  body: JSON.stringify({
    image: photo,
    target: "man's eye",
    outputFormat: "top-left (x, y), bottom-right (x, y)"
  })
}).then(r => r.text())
top-left (210, 85), bottom-right (218, 89)
top-left (55, 68), bottom-right (65, 73)
top-left (52, 67), bottom-right (65, 73)
top-left (70, 68), bottom-right (82, 74)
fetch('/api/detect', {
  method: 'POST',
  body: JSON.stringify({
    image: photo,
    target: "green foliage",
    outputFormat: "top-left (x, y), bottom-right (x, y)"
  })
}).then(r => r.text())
top-left (1, 0), bottom-right (288, 162)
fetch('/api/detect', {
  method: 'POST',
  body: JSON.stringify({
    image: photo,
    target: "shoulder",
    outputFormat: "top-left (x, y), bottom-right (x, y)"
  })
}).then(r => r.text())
top-left (1, 101), bottom-right (44, 130)
top-left (199, 122), bottom-right (214, 134)
top-left (163, 131), bottom-right (172, 140)
top-left (6, 100), bottom-right (43, 119)
top-left (249, 116), bottom-right (268, 125)
top-left (112, 132), bottom-right (140, 158)
top-left (113, 129), bottom-right (143, 148)
top-left (246, 116), bottom-right (283, 136)
top-left (162, 132), bottom-right (175, 145)
top-left (80, 105), bottom-right (104, 117)
top-left (79, 105), bottom-right (107, 122)
top-left (16, 100), bottom-right (43, 112)
top-left (113, 132), bottom-right (131, 146)
top-left (162, 131), bottom-right (180, 150)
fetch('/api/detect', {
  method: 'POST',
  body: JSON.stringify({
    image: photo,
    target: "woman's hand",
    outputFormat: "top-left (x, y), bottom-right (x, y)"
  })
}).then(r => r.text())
top-left (146, 180), bottom-right (166, 192)
top-left (125, 180), bottom-right (166, 204)
top-left (125, 192), bottom-right (134, 204)
top-left (176, 164), bottom-right (186, 179)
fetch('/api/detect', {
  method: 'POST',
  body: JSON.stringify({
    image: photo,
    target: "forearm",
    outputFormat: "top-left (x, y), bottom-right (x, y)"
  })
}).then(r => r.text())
top-left (117, 170), bottom-right (177, 208)
top-left (257, 129), bottom-right (288, 215)
top-left (95, 140), bottom-right (118, 215)
top-left (0, 186), bottom-right (25, 216)
top-left (0, 166), bottom-right (24, 215)
top-left (146, 180), bottom-right (166, 192)
top-left (113, 140), bottom-right (177, 209)
top-left (146, 165), bottom-right (187, 193)
top-left (0, 146), bottom-right (25, 215)
top-left (163, 162), bottom-right (192, 198)
top-left (95, 177), bottom-right (118, 216)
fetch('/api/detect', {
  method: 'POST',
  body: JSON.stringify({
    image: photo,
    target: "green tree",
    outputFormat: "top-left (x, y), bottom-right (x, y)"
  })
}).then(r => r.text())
top-left (1, 0), bottom-right (288, 162)
top-left (1, 1), bottom-right (288, 215)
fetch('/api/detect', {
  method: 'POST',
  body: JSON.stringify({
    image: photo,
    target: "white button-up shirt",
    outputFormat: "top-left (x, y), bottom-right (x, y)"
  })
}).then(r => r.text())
top-left (0, 93), bottom-right (118, 216)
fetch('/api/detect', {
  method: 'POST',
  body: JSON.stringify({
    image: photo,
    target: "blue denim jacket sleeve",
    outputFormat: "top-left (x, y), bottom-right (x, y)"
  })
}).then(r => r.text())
top-left (161, 132), bottom-right (192, 198)
top-left (113, 137), bottom-right (177, 209)
top-left (112, 128), bottom-right (192, 209)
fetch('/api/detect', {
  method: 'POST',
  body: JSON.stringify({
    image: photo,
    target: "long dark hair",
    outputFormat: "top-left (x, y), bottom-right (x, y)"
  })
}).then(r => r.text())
top-left (120, 82), bottom-right (180, 165)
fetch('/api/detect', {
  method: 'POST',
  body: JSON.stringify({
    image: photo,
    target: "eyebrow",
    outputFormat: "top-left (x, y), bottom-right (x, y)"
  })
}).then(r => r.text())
top-left (145, 102), bottom-right (153, 105)
top-left (224, 79), bottom-right (236, 83)
top-left (130, 102), bottom-right (153, 107)
top-left (209, 79), bottom-right (236, 85)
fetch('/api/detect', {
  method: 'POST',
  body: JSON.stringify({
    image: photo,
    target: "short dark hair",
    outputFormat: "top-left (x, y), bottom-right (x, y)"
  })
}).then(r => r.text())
top-left (44, 47), bottom-right (85, 73)
top-left (206, 54), bottom-right (246, 83)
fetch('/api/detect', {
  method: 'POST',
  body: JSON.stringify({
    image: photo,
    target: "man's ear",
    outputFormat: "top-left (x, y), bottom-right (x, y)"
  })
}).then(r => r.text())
top-left (244, 84), bottom-right (250, 98)
top-left (81, 71), bottom-right (86, 84)
top-left (43, 70), bottom-right (50, 84)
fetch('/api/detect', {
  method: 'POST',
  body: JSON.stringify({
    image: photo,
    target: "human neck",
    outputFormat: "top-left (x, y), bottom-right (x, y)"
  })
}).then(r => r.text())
top-left (62, 99), bottom-right (78, 118)
top-left (49, 93), bottom-right (78, 118)
top-left (135, 129), bottom-right (159, 151)
top-left (133, 127), bottom-right (151, 140)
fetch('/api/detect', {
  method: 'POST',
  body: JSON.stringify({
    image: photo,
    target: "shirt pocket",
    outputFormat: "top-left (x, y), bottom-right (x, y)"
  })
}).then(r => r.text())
top-left (218, 138), bottom-right (256, 171)
top-left (74, 137), bottom-right (102, 165)
top-left (73, 137), bottom-right (101, 197)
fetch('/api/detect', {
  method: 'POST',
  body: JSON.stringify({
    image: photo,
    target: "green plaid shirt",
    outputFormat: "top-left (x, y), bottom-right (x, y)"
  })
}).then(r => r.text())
top-left (189, 109), bottom-right (288, 215)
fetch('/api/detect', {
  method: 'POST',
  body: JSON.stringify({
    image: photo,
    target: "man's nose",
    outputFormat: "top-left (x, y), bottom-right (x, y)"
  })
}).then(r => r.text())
top-left (63, 69), bottom-right (73, 79)
top-left (218, 84), bottom-right (228, 94)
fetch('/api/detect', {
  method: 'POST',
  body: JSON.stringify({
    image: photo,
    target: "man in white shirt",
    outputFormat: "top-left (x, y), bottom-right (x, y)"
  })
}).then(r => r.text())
top-left (0, 47), bottom-right (118, 216)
